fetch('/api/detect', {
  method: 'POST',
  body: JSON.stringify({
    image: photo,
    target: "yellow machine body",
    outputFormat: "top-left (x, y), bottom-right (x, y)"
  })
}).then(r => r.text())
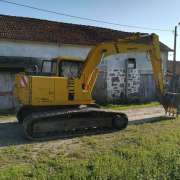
top-left (15, 76), bottom-right (93, 106)
top-left (14, 57), bottom-right (93, 106)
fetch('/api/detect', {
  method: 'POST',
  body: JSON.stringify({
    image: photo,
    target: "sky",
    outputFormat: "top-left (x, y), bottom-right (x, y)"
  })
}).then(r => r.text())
top-left (0, 0), bottom-right (179, 60)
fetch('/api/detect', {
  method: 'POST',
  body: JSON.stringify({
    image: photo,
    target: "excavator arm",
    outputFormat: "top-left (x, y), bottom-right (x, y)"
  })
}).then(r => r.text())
top-left (80, 33), bottom-right (175, 114)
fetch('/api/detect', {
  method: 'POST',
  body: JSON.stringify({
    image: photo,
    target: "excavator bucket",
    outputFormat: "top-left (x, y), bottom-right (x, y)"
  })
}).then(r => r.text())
top-left (163, 92), bottom-right (180, 117)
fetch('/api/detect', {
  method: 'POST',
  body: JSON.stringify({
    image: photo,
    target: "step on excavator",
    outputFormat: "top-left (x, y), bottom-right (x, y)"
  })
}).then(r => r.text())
top-left (14, 33), bottom-right (180, 140)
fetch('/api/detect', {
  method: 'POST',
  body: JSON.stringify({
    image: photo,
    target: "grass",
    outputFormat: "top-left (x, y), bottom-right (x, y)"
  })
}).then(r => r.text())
top-left (102, 101), bottom-right (160, 111)
top-left (0, 117), bottom-right (180, 179)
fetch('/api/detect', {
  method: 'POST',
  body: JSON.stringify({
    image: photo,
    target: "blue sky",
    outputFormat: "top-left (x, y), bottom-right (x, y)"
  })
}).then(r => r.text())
top-left (0, 0), bottom-right (179, 60)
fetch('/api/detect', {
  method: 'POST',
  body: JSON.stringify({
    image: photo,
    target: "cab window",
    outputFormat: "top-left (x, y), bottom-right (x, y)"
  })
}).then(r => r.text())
top-left (41, 60), bottom-right (57, 74)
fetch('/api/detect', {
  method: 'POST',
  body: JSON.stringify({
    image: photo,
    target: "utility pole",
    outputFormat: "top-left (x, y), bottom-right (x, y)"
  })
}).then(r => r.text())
top-left (172, 26), bottom-right (177, 92)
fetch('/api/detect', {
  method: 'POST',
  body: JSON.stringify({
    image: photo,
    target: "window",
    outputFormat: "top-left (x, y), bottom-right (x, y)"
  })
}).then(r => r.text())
top-left (41, 60), bottom-right (57, 74)
top-left (59, 60), bottom-right (83, 78)
top-left (127, 58), bottom-right (136, 69)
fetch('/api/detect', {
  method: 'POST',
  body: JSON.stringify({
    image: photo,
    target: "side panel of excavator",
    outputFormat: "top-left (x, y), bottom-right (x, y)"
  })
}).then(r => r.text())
top-left (32, 76), bottom-right (56, 104)
top-left (14, 74), bottom-right (30, 105)
top-left (15, 75), bottom-right (93, 106)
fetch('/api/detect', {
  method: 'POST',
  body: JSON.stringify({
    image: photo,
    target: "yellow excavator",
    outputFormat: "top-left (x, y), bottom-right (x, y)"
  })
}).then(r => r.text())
top-left (14, 33), bottom-right (179, 140)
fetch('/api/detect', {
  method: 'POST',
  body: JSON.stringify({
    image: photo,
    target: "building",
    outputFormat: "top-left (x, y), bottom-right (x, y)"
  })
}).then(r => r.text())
top-left (168, 61), bottom-right (180, 75)
top-left (167, 61), bottom-right (180, 92)
top-left (0, 14), bottom-right (172, 110)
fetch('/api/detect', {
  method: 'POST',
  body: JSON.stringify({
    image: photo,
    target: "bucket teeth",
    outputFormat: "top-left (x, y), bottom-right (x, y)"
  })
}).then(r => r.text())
top-left (163, 92), bottom-right (180, 117)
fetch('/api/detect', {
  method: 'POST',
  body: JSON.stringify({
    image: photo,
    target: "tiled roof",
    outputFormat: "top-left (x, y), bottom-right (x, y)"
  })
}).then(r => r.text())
top-left (0, 14), bottom-right (172, 51)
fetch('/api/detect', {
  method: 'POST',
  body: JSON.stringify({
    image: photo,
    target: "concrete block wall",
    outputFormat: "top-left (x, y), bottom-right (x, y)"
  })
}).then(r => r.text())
top-left (107, 69), bottom-right (125, 101)
top-left (107, 68), bottom-right (141, 103)
top-left (127, 69), bottom-right (140, 96)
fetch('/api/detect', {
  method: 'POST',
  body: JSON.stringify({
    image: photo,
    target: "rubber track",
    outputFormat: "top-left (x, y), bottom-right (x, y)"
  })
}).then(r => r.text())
top-left (23, 107), bottom-right (128, 141)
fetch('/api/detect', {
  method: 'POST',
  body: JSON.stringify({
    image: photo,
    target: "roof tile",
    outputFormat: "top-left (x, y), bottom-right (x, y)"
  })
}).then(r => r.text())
top-left (0, 14), bottom-right (172, 51)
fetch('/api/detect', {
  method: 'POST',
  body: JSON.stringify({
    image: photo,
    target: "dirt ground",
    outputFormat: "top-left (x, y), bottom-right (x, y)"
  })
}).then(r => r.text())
top-left (0, 106), bottom-right (166, 149)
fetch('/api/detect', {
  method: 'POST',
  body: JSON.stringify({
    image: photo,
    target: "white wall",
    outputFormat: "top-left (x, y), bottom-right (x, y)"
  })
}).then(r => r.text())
top-left (0, 39), bottom-right (168, 72)
top-left (103, 51), bottom-right (168, 74)
top-left (0, 39), bottom-right (91, 59)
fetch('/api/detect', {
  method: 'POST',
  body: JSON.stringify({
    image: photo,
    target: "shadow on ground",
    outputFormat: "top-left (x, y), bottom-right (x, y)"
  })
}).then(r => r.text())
top-left (0, 116), bottom-right (175, 148)
top-left (0, 121), bottom-right (31, 147)
top-left (0, 121), bottom-right (120, 147)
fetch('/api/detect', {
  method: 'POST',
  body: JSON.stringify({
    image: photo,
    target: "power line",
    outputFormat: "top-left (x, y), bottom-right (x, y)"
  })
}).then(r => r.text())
top-left (0, 0), bottom-right (173, 32)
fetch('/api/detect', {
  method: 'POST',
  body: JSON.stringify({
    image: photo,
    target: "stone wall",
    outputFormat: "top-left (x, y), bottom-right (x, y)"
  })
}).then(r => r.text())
top-left (106, 68), bottom-right (141, 103)
top-left (127, 69), bottom-right (141, 97)
top-left (107, 69), bottom-right (126, 100)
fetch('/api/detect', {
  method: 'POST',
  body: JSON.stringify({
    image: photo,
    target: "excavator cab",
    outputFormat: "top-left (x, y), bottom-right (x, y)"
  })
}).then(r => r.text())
top-left (24, 57), bottom-right (82, 78)
top-left (24, 60), bottom-right (57, 76)
top-left (56, 57), bottom-right (83, 78)
top-left (29, 57), bottom-right (83, 78)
